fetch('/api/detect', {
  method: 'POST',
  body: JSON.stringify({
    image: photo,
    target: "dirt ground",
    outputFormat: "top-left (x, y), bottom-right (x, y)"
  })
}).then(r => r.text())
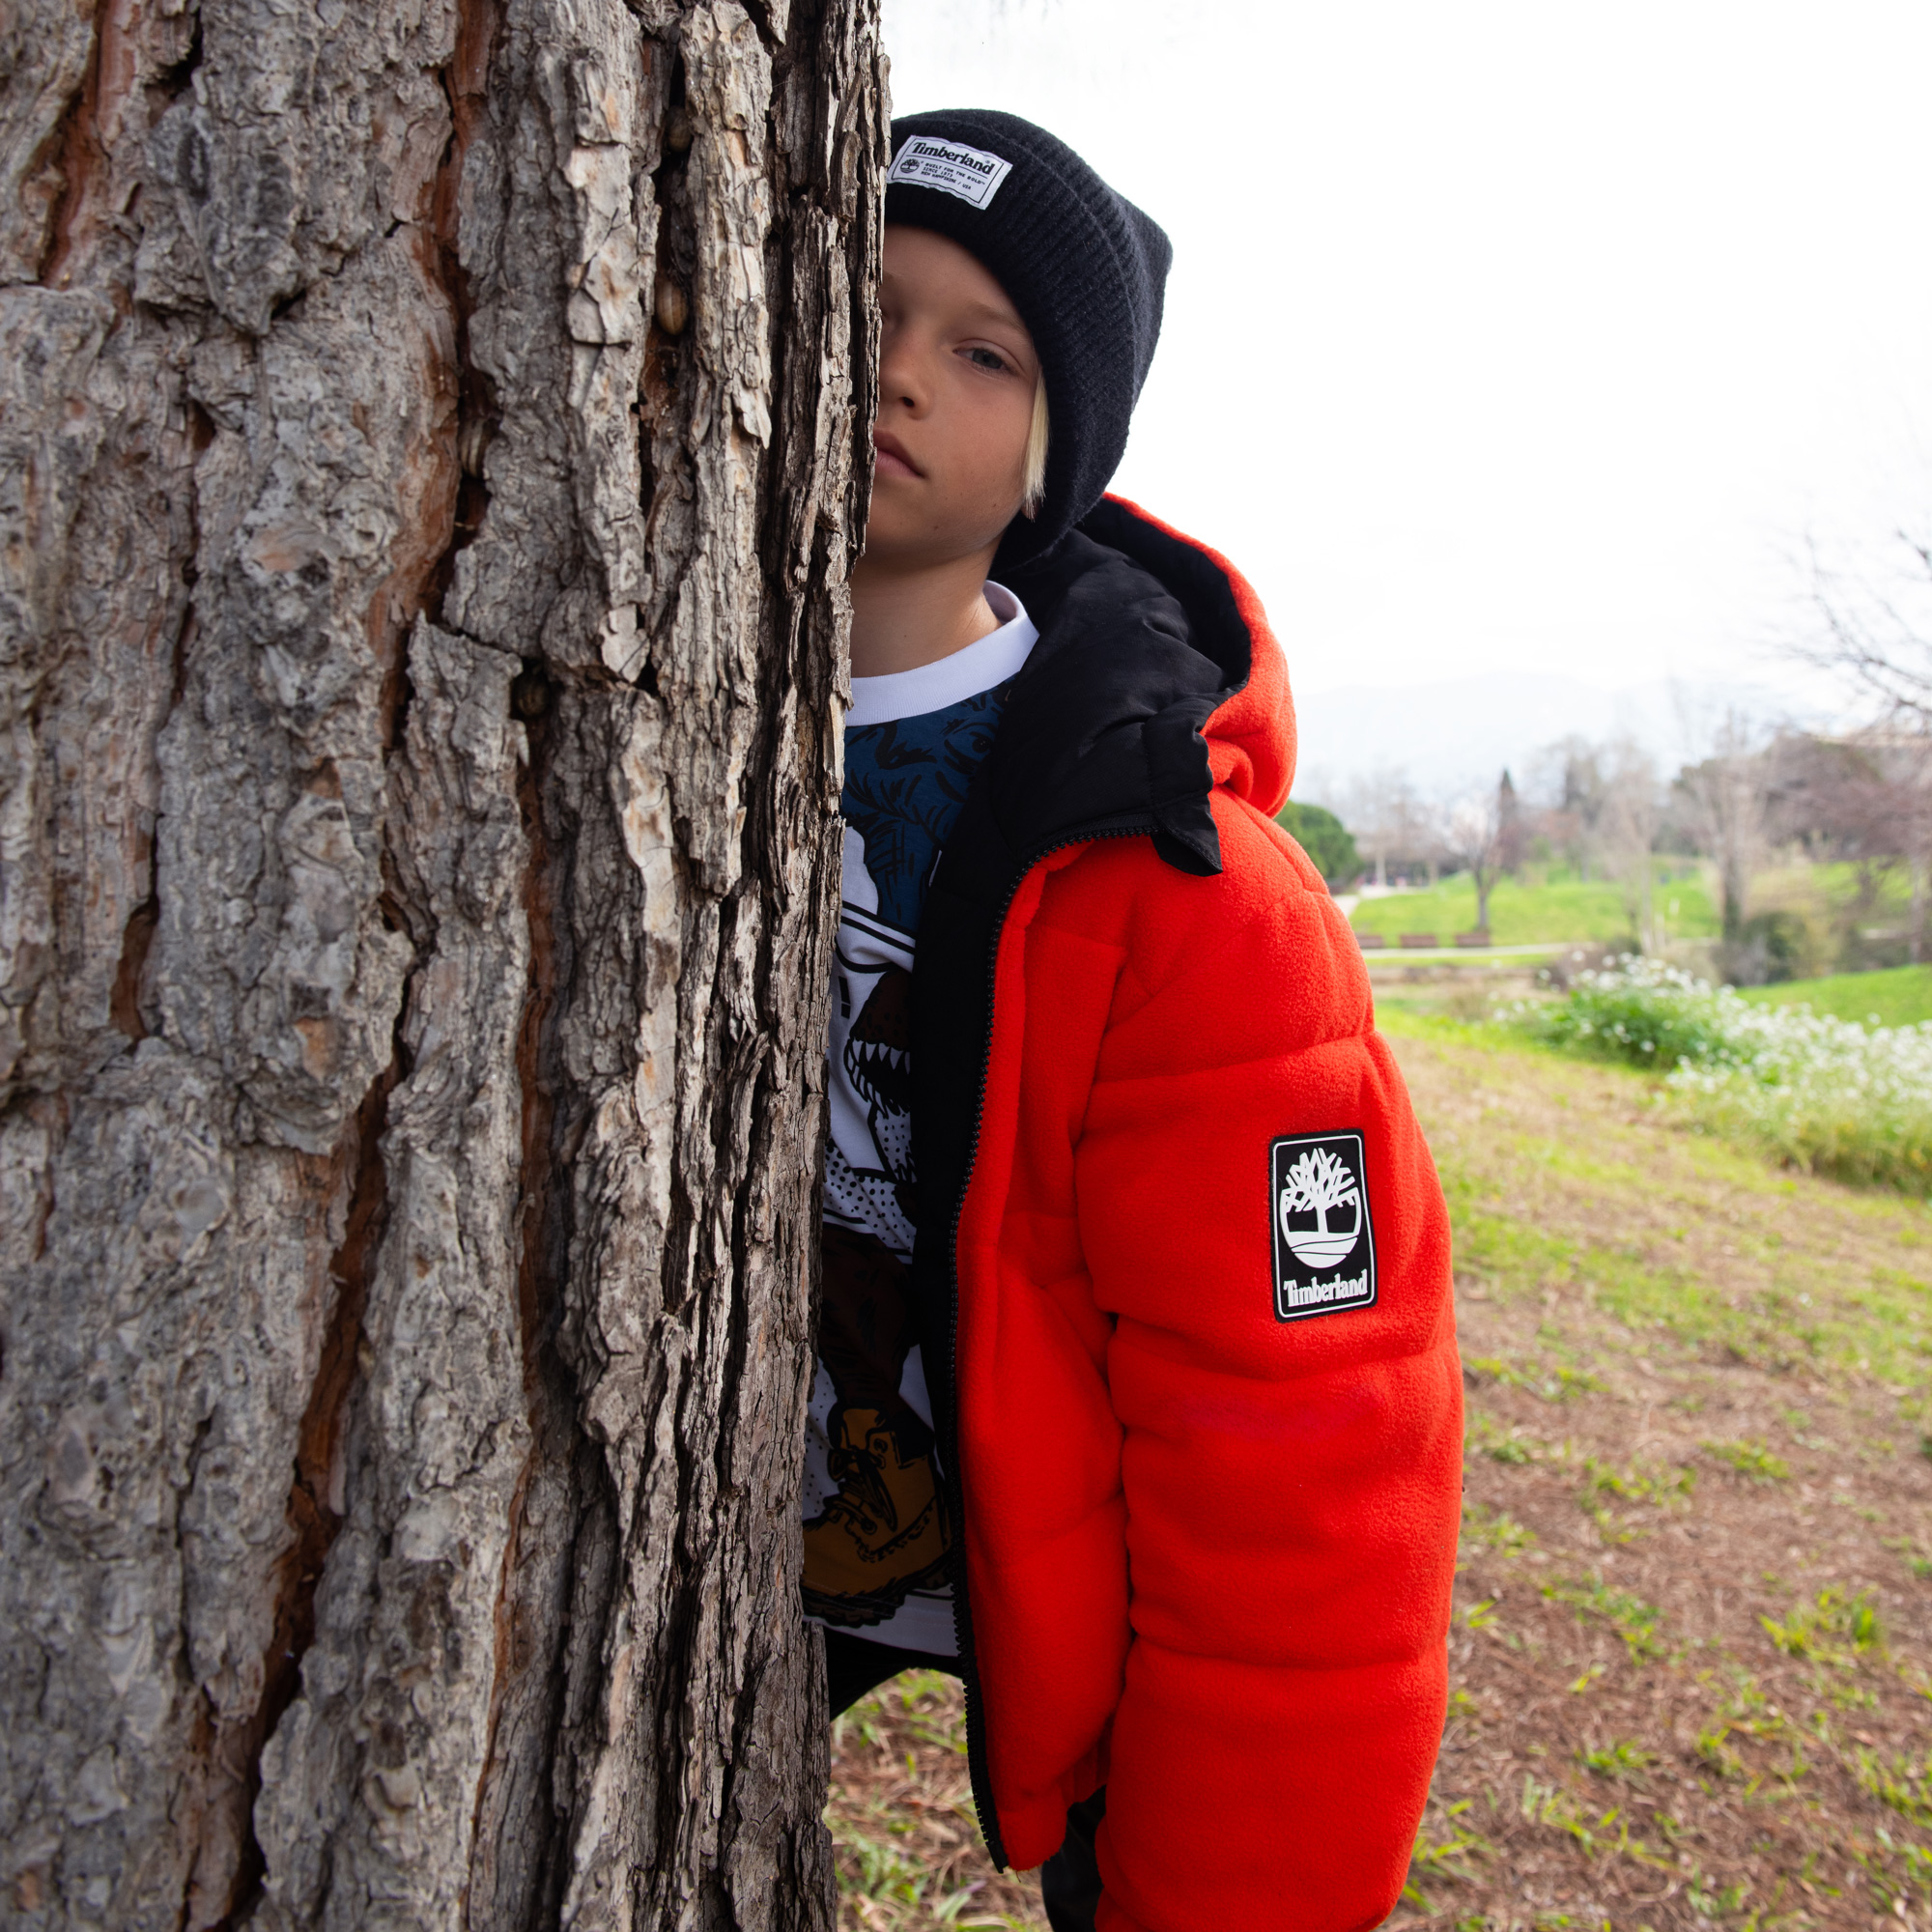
top-left (825, 1018), bottom-right (1932, 1930)
top-left (826, 1671), bottom-right (1046, 1930)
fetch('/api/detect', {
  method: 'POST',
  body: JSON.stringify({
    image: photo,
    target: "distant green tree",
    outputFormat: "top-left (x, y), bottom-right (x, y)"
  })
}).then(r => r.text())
top-left (1277, 800), bottom-right (1362, 886)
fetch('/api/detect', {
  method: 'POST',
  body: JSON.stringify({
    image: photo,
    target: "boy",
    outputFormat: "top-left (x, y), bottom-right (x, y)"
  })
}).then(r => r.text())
top-left (804, 109), bottom-right (1462, 1931)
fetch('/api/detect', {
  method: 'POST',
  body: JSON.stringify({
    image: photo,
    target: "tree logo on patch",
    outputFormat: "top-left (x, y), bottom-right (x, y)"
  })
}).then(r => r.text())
top-left (1269, 1131), bottom-right (1377, 1321)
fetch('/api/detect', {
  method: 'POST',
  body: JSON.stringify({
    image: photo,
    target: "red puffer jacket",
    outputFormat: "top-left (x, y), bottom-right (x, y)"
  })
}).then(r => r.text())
top-left (908, 496), bottom-right (1462, 1931)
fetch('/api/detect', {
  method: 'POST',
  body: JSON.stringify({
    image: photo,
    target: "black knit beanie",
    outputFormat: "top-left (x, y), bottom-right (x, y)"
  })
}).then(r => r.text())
top-left (884, 109), bottom-right (1172, 571)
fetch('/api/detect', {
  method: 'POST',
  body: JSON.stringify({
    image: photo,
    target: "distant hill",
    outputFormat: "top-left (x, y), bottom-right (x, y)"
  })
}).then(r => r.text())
top-left (1290, 671), bottom-right (1813, 804)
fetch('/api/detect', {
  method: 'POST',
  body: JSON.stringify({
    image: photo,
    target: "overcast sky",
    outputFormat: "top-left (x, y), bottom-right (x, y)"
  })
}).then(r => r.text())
top-left (880, 0), bottom-right (1932, 703)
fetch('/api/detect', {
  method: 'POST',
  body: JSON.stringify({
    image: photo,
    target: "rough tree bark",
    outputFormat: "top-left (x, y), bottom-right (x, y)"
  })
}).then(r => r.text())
top-left (0, 0), bottom-right (884, 1919)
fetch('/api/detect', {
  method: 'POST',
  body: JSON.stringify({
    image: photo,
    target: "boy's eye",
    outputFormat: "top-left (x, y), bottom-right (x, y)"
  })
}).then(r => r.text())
top-left (963, 346), bottom-right (1011, 374)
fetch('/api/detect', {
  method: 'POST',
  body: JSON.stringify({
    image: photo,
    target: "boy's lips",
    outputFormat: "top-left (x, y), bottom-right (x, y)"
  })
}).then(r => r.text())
top-left (872, 431), bottom-right (923, 479)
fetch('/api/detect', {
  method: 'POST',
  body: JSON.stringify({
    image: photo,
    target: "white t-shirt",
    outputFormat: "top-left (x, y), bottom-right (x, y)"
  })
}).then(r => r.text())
top-left (804, 583), bottom-right (1037, 1654)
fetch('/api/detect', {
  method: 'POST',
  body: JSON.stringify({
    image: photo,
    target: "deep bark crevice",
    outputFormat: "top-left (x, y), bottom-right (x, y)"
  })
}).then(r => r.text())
top-left (463, 1446), bottom-right (532, 1930)
top-left (107, 893), bottom-right (158, 1042)
top-left (426, 0), bottom-right (504, 629)
top-left (459, 651), bottom-right (581, 1921)
top-left (710, 1031), bottom-right (782, 1850)
top-left (152, 14), bottom-right (203, 102)
top-left (119, 448), bottom-right (204, 1054)
top-left (703, 916), bottom-right (766, 1486)
top-left (106, 496), bottom-right (200, 1052)
top-left (636, 40), bottom-right (696, 679)
top-left (737, 0), bottom-right (783, 51)
top-left (510, 670), bottom-right (563, 1379)
top-left (644, 1446), bottom-right (705, 1921)
top-left (208, 1057), bottom-right (399, 1930)
top-left (32, 0), bottom-right (112, 287)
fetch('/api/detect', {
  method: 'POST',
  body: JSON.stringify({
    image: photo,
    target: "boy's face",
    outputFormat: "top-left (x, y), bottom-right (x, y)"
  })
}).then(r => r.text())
top-left (866, 225), bottom-right (1041, 571)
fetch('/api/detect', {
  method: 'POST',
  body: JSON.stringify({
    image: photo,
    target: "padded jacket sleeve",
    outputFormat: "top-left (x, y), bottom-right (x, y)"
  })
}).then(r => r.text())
top-left (1072, 801), bottom-right (1462, 1931)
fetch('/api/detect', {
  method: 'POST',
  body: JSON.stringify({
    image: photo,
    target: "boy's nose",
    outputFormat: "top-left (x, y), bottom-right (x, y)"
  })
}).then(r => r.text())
top-left (877, 333), bottom-right (933, 415)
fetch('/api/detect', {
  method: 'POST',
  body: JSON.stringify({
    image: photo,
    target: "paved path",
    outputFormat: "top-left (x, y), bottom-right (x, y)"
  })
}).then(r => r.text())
top-left (1357, 940), bottom-right (1584, 964)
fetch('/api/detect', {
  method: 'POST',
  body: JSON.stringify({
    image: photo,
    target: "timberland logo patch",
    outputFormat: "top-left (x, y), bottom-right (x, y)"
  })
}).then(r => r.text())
top-left (887, 137), bottom-right (1013, 210)
top-left (1269, 1131), bottom-right (1377, 1322)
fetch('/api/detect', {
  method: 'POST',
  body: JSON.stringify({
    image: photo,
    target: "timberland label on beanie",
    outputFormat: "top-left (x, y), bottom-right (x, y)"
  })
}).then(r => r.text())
top-left (1269, 1132), bottom-right (1378, 1321)
top-left (888, 135), bottom-right (1012, 209)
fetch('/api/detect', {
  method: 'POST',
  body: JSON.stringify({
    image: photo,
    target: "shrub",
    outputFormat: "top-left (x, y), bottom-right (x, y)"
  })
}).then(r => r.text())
top-left (1503, 956), bottom-right (1745, 1070)
top-left (1276, 799), bottom-right (1360, 887)
top-left (1498, 957), bottom-right (1932, 1195)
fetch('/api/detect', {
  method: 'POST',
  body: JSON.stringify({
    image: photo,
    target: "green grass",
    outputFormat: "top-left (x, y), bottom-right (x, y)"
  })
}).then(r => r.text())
top-left (1439, 1140), bottom-right (1932, 1389)
top-left (1348, 860), bottom-right (1922, 960)
top-left (1753, 859), bottom-right (1917, 919)
top-left (1737, 964), bottom-right (1932, 1029)
top-left (1759, 1586), bottom-right (1881, 1665)
top-left (1543, 1574), bottom-right (1667, 1662)
top-left (1348, 866), bottom-right (1718, 947)
top-left (1700, 1438), bottom-right (1791, 1483)
top-left (1461, 1499), bottom-right (1539, 1559)
top-left (1378, 1008), bottom-right (1932, 1388)
top-left (1578, 1740), bottom-right (1656, 1781)
top-left (1580, 1456), bottom-right (1696, 1508)
top-left (1854, 1748), bottom-right (1932, 1830)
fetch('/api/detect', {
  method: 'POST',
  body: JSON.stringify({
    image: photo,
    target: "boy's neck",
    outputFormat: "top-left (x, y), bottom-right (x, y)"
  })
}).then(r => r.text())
top-left (848, 543), bottom-right (1003, 679)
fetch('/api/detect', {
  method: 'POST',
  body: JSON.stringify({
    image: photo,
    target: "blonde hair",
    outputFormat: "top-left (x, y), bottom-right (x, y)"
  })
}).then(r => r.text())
top-left (1021, 377), bottom-right (1050, 516)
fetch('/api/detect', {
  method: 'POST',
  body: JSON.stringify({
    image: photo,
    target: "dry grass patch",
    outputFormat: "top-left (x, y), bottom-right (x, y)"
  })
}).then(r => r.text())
top-left (827, 1671), bottom-right (1045, 1930)
top-left (1388, 1014), bottom-right (1932, 1931)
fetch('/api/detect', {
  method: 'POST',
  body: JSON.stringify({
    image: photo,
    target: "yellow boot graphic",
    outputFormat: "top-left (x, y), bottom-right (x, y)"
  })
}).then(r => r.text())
top-left (804, 1406), bottom-right (951, 1627)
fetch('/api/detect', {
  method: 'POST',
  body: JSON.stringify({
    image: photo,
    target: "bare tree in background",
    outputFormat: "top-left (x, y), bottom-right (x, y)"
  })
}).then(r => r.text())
top-left (1676, 711), bottom-right (1771, 951)
top-left (1341, 769), bottom-right (1433, 889)
top-left (1799, 529), bottom-right (1932, 724)
top-left (1341, 771), bottom-right (1393, 889)
top-left (1599, 740), bottom-right (1661, 952)
top-left (0, 0), bottom-right (885, 1924)
top-left (1440, 778), bottom-right (1509, 934)
top-left (1797, 530), bottom-right (1932, 962)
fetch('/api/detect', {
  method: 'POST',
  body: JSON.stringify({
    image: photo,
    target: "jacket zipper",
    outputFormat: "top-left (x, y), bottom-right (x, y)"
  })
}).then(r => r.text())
top-left (944, 820), bottom-right (1155, 1871)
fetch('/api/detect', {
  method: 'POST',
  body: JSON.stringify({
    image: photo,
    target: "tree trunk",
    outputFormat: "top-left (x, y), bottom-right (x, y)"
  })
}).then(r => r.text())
top-left (0, 0), bottom-right (883, 1920)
